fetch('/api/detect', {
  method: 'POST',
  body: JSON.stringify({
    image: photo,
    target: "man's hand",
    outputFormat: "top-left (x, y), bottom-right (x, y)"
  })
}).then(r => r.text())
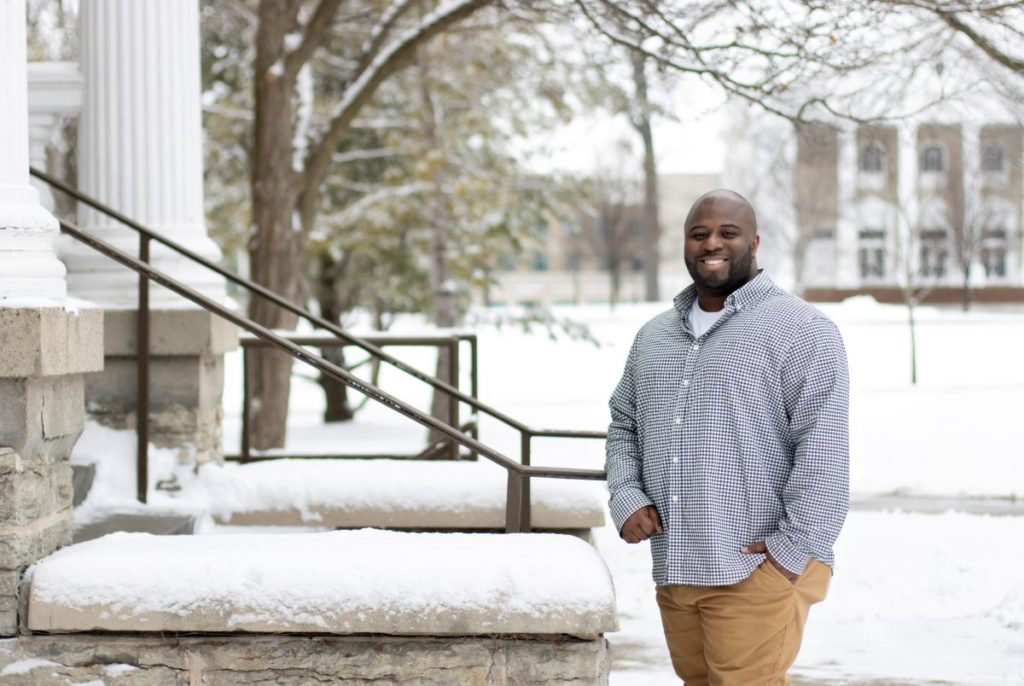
top-left (620, 506), bottom-right (663, 543)
top-left (741, 541), bottom-right (799, 583)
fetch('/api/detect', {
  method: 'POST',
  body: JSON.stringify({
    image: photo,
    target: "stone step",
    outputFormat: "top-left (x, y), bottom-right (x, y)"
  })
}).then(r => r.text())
top-left (25, 529), bottom-right (619, 638)
top-left (72, 504), bottom-right (200, 544)
top-left (185, 458), bottom-right (606, 531)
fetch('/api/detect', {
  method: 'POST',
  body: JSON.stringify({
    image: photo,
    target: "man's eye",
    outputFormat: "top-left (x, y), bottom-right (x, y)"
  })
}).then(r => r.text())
top-left (723, 232), bottom-right (737, 238)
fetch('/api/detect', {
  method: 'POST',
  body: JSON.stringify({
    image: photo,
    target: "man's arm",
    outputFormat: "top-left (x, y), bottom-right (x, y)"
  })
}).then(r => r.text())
top-left (606, 333), bottom-right (656, 535)
top-left (764, 316), bottom-right (851, 576)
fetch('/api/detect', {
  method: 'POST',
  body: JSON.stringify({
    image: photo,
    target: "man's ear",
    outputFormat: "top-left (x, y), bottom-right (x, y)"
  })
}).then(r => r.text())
top-left (752, 234), bottom-right (760, 257)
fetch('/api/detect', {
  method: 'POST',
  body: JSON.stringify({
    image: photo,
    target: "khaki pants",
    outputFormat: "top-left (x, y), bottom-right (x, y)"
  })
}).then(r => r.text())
top-left (655, 559), bottom-right (831, 685)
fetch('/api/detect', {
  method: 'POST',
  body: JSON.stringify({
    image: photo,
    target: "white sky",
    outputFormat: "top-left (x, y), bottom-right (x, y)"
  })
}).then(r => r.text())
top-left (527, 80), bottom-right (728, 177)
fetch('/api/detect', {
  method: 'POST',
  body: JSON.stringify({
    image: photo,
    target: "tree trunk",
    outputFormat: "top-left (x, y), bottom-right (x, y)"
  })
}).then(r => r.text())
top-left (962, 264), bottom-right (972, 312)
top-left (791, 243), bottom-right (807, 298)
top-left (417, 46), bottom-right (460, 457)
top-left (630, 48), bottom-right (660, 302)
top-left (315, 253), bottom-right (355, 423)
top-left (609, 256), bottom-right (622, 307)
top-left (249, 0), bottom-right (303, 449)
top-left (908, 297), bottom-right (918, 385)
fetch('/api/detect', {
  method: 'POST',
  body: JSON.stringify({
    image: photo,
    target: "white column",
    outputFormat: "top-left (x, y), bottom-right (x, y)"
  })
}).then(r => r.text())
top-left (0, 0), bottom-right (66, 302)
top-left (27, 61), bottom-right (83, 213)
top-left (897, 123), bottom-right (919, 286)
top-left (67, 0), bottom-right (224, 307)
top-left (834, 126), bottom-right (858, 289)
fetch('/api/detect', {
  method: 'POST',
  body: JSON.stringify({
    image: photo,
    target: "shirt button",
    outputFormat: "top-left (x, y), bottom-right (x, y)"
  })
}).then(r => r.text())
top-left (692, 344), bottom-right (699, 351)
top-left (672, 457), bottom-right (679, 464)
top-left (736, 304), bottom-right (744, 311)
top-left (674, 417), bottom-right (682, 425)
top-left (682, 379), bottom-right (690, 386)
top-left (671, 495), bottom-right (679, 503)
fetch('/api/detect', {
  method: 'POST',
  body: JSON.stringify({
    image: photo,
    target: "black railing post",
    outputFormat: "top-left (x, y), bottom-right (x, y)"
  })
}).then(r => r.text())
top-left (468, 335), bottom-right (479, 446)
top-left (136, 234), bottom-right (151, 504)
top-left (448, 337), bottom-right (460, 460)
top-left (241, 344), bottom-right (252, 463)
top-left (505, 470), bottom-right (527, 533)
top-left (519, 431), bottom-right (532, 532)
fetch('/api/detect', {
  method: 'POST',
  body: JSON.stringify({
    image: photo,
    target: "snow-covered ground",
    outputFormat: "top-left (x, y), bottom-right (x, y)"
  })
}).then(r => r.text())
top-left (72, 295), bottom-right (1024, 684)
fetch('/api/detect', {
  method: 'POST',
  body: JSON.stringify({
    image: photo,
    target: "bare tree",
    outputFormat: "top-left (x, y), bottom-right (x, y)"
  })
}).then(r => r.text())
top-left (627, 46), bottom-right (662, 302)
top-left (945, 175), bottom-right (1005, 312)
top-left (580, 162), bottom-right (644, 306)
top-left (248, 0), bottom-right (491, 449)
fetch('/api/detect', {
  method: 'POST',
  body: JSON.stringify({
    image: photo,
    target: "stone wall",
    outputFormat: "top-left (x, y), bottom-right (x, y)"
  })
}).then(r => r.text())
top-left (0, 634), bottom-right (610, 685)
top-left (86, 308), bottom-right (238, 465)
top-left (0, 306), bottom-right (103, 636)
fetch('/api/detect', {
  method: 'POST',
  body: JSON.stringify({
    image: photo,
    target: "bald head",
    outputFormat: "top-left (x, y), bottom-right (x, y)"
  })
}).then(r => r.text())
top-left (682, 188), bottom-right (761, 306)
top-left (685, 189), bottom-right (758, 235)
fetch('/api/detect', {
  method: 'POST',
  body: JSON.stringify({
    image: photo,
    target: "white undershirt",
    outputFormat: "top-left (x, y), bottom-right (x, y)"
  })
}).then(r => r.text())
top-left (689, 299), bottom-right (726, 338)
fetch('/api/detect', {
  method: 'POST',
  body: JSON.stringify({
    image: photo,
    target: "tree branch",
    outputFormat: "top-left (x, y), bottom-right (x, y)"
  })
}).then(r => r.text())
top-left (929, 6), bottom-right (1024, 74)
top-left (301, 0), bottom-right (492, 226)
top-left (284, 0), bottom-right (345, 79)
top-left (350, 0), bottom-right (419, 81)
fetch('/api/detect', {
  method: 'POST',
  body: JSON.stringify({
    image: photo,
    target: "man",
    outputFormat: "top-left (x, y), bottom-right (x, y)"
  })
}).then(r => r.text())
top-left (605, 190), bottom-right (849, 685)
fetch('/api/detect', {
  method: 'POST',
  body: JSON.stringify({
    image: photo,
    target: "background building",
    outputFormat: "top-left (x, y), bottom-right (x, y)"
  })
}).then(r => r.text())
top-left (724, 89), bottom-right (1024, 307)
top-left (486, 172), bottom-right (719, 306)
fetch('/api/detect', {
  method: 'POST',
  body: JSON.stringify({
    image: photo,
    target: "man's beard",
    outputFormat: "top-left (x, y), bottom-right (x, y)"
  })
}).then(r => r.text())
top-left (685, 244), bottom-right (756, 296)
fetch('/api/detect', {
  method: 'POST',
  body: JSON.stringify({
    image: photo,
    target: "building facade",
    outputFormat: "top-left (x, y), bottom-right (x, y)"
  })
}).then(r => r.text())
top-left (795, 121), bottom-right (1024, 304)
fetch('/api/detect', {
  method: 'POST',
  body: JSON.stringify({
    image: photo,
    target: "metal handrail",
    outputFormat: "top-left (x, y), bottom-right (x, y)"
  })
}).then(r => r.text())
top-left (31, 167), bottom-right (608, 444)
top-left (57, 217), bottom-right (605, 533)
top-left (234, 333), bottom-right (479, 462)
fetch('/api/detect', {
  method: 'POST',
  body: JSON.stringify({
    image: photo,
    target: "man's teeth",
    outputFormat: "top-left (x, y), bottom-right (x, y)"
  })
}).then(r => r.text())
top-left (703, 259), bottom-right (726, 265)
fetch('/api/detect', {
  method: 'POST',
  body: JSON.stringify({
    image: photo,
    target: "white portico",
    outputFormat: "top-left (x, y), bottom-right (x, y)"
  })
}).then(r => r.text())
top-left (43, 0), bottom-right (238, 463)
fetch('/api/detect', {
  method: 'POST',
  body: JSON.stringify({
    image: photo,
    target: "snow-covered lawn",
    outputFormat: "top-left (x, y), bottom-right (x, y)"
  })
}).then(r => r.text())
top-left (73, 295), bottom-right (1024, 684)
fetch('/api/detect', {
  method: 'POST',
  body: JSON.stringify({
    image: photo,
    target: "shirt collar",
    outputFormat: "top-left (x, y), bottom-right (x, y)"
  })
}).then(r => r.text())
top-left (673, 270), bottom-right (774, 321)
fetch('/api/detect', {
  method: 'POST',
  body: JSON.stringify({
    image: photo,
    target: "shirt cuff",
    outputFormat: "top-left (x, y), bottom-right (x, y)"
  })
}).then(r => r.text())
top-left (609, 488), bottom-right (655, 534)
top-left (765, 531), bottom-right (812, 576)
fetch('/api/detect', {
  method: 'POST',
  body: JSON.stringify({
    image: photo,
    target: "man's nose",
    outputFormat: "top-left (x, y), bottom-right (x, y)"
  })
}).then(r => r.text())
top-left (703, 232), bottom-right (723, 251)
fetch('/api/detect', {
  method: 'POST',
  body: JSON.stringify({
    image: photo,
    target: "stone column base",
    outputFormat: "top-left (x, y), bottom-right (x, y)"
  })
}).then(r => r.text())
top-left (86, 308), bottom-right (238, 465)
top-left (0, 634), bottom-right (610, 684)
top-left (0, 305), bottom-right (103, 635)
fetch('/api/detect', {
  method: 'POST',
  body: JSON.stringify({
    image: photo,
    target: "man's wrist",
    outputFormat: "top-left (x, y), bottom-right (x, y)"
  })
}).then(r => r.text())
top-left (609, 488), bottom-right (654, 533)
top-left (764, 532), bottom-right (811, 577)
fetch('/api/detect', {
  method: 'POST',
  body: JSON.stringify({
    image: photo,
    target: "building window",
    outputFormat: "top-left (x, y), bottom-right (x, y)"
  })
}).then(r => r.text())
top-left (982, 246), bottom-right (1007, 277)
top-left (981, 142), bottom-right (1007, 173)
top-left (812, 227), bottom-right (835, 240)
top-left (858, 142), bottom-right (885, 173)
top-left (919, 229), bottom-right (948, 278)
top-left (858, 229), bottom-right (886, 279)
top-left (530, 252), bottom-right (549, 272)
top-left (982, 227), bottom-right (1008, 278)
top-left (920, 144), bottom-right (945, 172)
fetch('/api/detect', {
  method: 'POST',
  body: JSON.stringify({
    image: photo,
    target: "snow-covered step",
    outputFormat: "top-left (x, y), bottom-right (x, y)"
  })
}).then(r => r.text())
top-left (26, 530), bottom-right (618, 637)
top-left (73, 504), bottom-right (201, 543)
top-left (185, 459), bottom-right (606, 530)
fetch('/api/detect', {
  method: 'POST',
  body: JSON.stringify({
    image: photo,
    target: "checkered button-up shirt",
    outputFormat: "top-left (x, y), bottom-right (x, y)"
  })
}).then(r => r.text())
top-left (606, 272), bottom-right (850, 586)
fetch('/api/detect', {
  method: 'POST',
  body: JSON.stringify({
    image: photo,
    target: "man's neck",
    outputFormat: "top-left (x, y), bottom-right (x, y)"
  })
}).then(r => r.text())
top-left (695, 293), bottom-right (727, 312)
top-left (695, 270), bottom-right (759, 312)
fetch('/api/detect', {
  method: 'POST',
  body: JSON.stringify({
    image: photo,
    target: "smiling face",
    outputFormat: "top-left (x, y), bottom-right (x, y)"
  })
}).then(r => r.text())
top-left (683, 191), bottom-right (760, 303)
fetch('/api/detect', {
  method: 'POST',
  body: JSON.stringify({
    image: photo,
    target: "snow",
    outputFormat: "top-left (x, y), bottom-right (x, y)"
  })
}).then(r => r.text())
top-left (28, 530), bottom-right (616, 634)
top-left (180, 458), bottom-right (603, 525)
top-left (0, 658), bottom-right (61, 676)
top-left (103, 664), bottom-right (139, 677)
top-left (65, 294), bottom-right (1024, 682)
